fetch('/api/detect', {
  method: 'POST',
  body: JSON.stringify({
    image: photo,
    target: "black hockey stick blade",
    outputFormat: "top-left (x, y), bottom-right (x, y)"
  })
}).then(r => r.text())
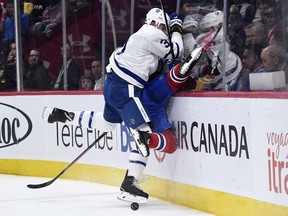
top-left (27, 178), bottom-right (55, 189)
top-left (27, 132), bottom-right (108, 189)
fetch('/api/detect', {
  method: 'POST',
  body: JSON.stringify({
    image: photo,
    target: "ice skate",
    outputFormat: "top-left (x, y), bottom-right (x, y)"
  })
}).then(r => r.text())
top-left (130, 129), bottom-right (150, 157)
top-left (118, 175), bottom-right (148, 204)
top-left (42, 107), bottom-right (74, 123)
top-left (178, 46), bottom-right (203, 77)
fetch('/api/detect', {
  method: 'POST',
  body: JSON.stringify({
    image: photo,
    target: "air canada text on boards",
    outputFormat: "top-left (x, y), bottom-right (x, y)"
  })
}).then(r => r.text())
top-left (175, 121), bottom-right (250, 159)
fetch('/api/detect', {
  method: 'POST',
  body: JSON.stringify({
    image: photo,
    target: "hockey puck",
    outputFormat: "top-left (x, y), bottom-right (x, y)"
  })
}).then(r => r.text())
top-left (130, 202), bottom-right (139, 211)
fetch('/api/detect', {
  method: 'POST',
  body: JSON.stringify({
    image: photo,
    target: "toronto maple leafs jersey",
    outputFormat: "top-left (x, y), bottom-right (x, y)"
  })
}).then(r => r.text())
top-left (108, 24), bottom-right (183, 88)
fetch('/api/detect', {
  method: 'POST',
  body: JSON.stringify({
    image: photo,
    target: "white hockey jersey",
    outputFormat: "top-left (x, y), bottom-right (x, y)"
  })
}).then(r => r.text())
top-left (108, 24), bottom-right (183, 88)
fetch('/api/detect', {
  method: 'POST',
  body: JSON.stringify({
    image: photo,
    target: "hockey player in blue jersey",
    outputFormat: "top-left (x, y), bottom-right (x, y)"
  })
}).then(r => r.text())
top-left (43, 8), bottom-right (203, 203)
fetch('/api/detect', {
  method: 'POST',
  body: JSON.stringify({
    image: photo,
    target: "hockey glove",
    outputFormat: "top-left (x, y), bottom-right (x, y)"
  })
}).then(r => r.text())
top-left (169, 12), bottom-right (183, 34)
top-left (183, 17), bottom-right (198, 34)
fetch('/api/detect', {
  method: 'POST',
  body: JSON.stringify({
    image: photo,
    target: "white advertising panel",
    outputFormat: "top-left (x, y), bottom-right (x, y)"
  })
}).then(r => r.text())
top-left (0, 93), bottom-right (287, 207)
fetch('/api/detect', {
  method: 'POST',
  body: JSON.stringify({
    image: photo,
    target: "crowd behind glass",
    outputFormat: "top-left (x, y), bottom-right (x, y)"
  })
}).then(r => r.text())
top-left (0, 0), bottom-right (287, 92)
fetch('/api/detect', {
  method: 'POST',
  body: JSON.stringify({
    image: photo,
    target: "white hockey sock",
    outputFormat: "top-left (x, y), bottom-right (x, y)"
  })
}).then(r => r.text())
top-left (127, 148), bottom-right (148, 180)
top-left (71, 111), bottom-right (95, 128)
top-left (69, 111), bottom-right (116, 131)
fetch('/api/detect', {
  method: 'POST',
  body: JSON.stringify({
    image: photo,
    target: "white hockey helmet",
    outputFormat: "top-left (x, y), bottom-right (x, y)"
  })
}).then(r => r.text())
top-left (145, 8), bottom-right (170, 28)
top-left (199, 10), bottom-right (224, 32)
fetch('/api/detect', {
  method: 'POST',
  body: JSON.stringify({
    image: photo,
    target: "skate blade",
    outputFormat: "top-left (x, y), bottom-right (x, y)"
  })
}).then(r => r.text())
top-left (179, 47), bottom-right (203, 76)
top-left (117, 191), bottom-right (148, 204)
top-left (42, 107), bottom-right (53, 121)
top-left (189, 47), bottom-right (203, 62)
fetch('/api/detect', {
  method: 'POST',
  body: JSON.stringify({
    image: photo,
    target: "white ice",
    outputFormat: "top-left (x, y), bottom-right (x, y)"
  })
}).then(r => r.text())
top-left (0, 174), bottom-right (214, 216)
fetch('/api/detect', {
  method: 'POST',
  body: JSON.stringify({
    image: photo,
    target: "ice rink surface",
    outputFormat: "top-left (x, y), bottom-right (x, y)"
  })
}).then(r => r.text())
top-left (0, 174), bottom-right (213, 216)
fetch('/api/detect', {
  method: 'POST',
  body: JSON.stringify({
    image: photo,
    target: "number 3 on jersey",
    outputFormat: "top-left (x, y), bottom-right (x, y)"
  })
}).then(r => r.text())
top-left (160, 39), bottom-right (170, 48)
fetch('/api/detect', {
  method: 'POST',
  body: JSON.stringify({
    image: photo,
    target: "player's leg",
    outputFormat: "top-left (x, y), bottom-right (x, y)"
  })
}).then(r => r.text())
top-left (119, 145), bottom-right (149, 203)
top-left (43, 108), bottom-right (116, 132)
top-left (131, 124), bottom-right (177, 154)
top-left (119, 127), bottom-right (177, 203)
top-left (178, 46), bottom-right (203, 77)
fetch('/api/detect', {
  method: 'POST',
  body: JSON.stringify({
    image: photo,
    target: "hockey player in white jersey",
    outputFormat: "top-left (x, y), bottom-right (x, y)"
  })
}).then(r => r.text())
top-left (96, 8), bottom-right (184, 202)
top-left (108, 8), bottom-right (184, 88)
top-left (43, 8), bottom-right (203, 203)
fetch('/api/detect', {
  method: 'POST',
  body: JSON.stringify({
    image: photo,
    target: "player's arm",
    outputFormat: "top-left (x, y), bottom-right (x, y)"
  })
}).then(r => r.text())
top-left (152, 13), bottom-right (184, 61)
top-left (148, 30), bottom-right (183, 61)
top-left (169, 13), bottom-right (184, 60)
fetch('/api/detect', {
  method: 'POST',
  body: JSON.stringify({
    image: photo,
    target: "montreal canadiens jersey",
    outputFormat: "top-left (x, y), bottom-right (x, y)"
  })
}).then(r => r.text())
top-left (108, 24), bottom-right (183, 88)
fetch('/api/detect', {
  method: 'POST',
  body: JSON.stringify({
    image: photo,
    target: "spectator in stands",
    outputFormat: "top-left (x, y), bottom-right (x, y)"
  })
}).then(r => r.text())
top-left (254, 21), bottom-right (269, 48)
top-left (25, 0), bottom-right (47, 27)
top-left (90, 58), bottom-right (105, 90)
top-left (23, 49), bottom-right (51, 90)
top-left (52, 44), bottom-right (81, 90)
top-left (244, 23), bottom-right (256, 46)
top-left (8, 42), bottom-right (16, 58)
top-left (253, 0), bottom-right (276, 23)
top-left (0, 64), bottom-right (4, 85)
top-left (269, 17), bottom-right (288, 51)
top-left (232, 0), bottom-right (256, 24)
top-left (79, 75), bottom-right (95, 90)
top-left (230, 44), bottom-right (264, 91)
top-left (262, 7), bottom-right (281, 43)
top-left (0, 0), bottom-right (29, 61)
top-left (261, 44), bottom-right (288, 85)
top-left (244, 21), bottom-right (268, 48)
top-left (32, 0), bottom-right (66, 37)
top-left (228, 4), bottom-right (246, 58)
top-left (0, 63), bottom-right (14, 91)
top-left (229, 4), bottom-right (243, 26)
top-left (0, 49), bottom-right (16, 91)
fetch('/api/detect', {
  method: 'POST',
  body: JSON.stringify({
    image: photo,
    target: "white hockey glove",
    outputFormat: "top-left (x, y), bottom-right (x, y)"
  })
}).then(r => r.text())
top-left (183, 14), bottom-right (203, 35)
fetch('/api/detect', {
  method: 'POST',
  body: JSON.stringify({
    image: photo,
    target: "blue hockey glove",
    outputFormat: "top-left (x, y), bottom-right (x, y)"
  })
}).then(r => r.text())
top-left (169, 12), bottom-right (183, 34)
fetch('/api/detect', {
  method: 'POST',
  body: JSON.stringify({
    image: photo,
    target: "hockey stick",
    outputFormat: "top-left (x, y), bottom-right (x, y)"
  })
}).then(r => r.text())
top-left (201, 22), bottom-right (223, 76)
top-left (27, 132), bottom-right (108, 189)
top-left (212, 22), bottom-right (223, 43)
top-left (159, 0), bottom-right (175, 61)
top-left (202, 22), bottom-right (223, 50)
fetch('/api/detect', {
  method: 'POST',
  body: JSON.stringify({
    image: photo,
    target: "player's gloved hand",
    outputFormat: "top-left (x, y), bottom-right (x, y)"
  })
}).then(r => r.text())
top-left (205, 54), bottom-right (220, 76)
top-left (169, 13), bottom-right (183, 34)
top-left (183, 15), bottom-right (199, 34)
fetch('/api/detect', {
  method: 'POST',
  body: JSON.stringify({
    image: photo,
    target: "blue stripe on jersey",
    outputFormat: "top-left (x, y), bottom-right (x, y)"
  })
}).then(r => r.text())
top-left (156, 133), bottom-right (165, 151)
top-left (163, 43), bottom-right (180, 60)
top-left (88, 111), bottom-right (94, 128)
top-left (114, 58), bottom-right (147, 86)
top-left (131, 149), bottom-right (139, 153)
top-left (174, 43), bottom-right (180, 59)
top-left (129, 159), bottom-right (147, 167)
top-left (78, 111), bottom-right (84, 127)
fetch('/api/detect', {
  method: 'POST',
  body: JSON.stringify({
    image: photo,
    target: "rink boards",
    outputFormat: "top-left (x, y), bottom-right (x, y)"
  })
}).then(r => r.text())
top-left (0, 91), bottom-right (287, 216)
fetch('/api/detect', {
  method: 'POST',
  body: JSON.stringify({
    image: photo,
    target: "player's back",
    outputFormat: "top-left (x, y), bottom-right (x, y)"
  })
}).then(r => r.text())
top-left (109, 24), bottom-right (171, 88)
